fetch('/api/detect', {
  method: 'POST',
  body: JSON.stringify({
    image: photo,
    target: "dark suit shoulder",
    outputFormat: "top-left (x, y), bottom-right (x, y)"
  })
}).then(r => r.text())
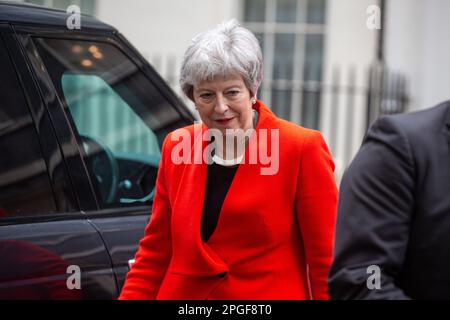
top-left (375, 100), bottom-right (450, 137)
top-left (368, 100), bottom-right (450, 162)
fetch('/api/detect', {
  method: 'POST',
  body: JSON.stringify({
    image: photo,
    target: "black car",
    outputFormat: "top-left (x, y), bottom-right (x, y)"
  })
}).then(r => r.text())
top-left (0, 2), bottom-right (194, 299)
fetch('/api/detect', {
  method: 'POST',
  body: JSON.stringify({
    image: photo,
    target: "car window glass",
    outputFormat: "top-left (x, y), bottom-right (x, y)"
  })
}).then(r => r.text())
top-left (33, 38), bottom-right (186, 209)
top-left (0, 36), bottom-right (57, 218)
top-left (61, 73), bottom-right (161, 205)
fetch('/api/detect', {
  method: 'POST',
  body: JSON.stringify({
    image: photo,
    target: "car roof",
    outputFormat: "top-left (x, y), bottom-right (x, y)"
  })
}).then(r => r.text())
top-left (0, 1), bottom-right (115, 32)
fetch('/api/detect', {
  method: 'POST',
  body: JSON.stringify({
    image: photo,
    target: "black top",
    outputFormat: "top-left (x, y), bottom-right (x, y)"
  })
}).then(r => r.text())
top-left (200, 109), bottom-right (259, 242)
top-left (200, 162), bottom-right (239, 242)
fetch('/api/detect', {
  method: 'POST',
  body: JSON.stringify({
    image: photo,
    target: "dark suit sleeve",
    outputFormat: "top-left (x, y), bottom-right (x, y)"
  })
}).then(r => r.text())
top-left (329, 116), bottom-right (415, 299)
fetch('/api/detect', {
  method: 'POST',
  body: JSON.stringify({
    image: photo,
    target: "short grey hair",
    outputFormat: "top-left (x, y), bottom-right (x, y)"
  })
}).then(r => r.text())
top-left (180, 19), bottom-right (263, 101)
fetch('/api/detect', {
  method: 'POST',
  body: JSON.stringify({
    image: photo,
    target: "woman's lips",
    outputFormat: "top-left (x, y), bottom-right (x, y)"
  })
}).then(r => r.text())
top-left (215, 117), bottom-right (235, 125)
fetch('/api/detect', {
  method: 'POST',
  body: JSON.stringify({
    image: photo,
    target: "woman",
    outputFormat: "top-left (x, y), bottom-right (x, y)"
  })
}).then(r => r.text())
top-left (119, 20), bottom-right (338, 300)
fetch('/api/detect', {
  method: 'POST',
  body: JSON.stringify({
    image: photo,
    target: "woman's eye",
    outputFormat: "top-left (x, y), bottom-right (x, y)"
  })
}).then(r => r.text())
top-left (227, 90), bottom-right (239, 96)
top-left (200, 93), bottom-right (212, 99)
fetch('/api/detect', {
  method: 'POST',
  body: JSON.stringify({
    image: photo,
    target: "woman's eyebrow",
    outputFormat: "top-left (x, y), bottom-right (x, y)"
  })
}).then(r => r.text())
top-left (196, 84), bottom-right (243, 91)
top-left (224, 84), bottom-right (244, 90)
top-left (196, 87), bottom-right (213, 92)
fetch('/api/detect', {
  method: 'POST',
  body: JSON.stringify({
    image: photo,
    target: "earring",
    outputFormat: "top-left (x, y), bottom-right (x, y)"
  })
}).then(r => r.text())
top-left (251, 97), bottom-right (256, 105)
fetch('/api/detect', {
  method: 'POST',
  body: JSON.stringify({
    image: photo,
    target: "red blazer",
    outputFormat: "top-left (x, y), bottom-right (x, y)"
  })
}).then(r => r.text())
top-left (119, 101), bottom-right (338, 300)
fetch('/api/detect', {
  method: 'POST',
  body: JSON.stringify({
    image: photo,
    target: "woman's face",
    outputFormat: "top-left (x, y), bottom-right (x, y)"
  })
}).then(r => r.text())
top-left (192, 73), bottom-right (254, 133)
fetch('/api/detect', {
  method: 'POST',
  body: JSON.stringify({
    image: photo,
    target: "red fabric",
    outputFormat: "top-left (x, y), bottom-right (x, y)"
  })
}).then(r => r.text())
top-left (119, 101), bottom-right (338, 300)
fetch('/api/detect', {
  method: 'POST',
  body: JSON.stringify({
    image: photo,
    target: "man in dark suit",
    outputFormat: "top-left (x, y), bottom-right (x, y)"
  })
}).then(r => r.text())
top-left (329, 100), bottom-right (450, 299)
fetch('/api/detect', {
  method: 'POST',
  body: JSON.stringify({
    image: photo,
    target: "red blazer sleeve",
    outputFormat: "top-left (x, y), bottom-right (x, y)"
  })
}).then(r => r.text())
top-left (295, 131), bottom-right (338, 300)
top-left (118, 135), bottom-right (173, 300)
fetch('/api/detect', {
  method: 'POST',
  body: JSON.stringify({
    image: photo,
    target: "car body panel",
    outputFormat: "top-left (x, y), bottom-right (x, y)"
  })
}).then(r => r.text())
top-left (0, 2), bottom-right (194, 299)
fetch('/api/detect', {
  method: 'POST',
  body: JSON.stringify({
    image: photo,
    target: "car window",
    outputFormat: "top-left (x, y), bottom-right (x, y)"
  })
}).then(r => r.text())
top-left (33, 38), bottom-right (186, 209)
top-left (0, 36), bottom-right (57, 218)
top-left (61, 73), bottom-right (161, 204)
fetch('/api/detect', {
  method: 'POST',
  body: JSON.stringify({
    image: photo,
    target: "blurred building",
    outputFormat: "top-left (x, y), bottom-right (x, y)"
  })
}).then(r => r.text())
top-left (17, 0), bottom-right (450, 180)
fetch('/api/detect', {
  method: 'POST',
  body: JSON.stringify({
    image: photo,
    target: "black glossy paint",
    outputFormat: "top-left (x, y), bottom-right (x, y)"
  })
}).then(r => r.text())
top-left (0, 220), bottom-right (118, 299)
top-left (0, 1), bottom-right (115, 31)
top-left (2, 30), bottom-right (79, 213)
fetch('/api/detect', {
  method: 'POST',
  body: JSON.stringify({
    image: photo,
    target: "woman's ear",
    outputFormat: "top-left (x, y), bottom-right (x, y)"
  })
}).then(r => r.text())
top-left (251, 91), bottom-right (258, 104)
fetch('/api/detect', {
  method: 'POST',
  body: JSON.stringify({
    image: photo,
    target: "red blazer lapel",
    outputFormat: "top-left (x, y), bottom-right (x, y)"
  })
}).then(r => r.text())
top-left (170, 123), bottom-right (229, 276)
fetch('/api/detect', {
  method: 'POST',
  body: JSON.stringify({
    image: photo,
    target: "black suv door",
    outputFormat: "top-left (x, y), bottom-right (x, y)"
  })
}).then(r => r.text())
top-left (0, 24), bottom-right (117, 299)
top-left (14, 25), bottom-right (194, 293)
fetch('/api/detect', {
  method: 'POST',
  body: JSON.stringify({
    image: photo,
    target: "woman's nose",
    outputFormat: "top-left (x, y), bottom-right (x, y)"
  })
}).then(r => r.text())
top-left (214, 95), bottom-right (229, 113)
